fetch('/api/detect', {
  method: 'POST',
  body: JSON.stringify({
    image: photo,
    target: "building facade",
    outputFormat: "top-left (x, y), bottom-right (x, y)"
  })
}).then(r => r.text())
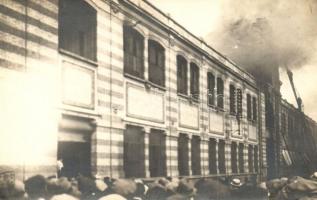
top-left (0, 0), bottom-right (267, 181)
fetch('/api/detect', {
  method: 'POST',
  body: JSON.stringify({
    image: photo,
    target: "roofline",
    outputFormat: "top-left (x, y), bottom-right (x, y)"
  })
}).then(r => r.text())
top-left (118, 0), bottom-right (257, 88)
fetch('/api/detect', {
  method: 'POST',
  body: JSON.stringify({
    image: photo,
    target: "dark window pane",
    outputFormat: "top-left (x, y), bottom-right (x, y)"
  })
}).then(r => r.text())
top-left (190, 63), bottom-right (199, 100)
top-left (191, 136), bottom-right (201, 175)
top-left (239, 143), bottom-right (244, 173)
top-left (148, 40), bottom-right (165, 87)
top-left (177, 56), bottom-right (188, 95)
top-left (149, 129), bottom-right (166, 177)
top-left (208, 139), bottom-right (217, 174)
top-left (230, 85), bottom-right (236, 114)
top-left (231, 142), bottom-right (238, 173)
top-left (178, 133), bottom-right (189, 176)
top-left (123, 26), bottom-right (144, 79)
top-left (248, 145), bottom-right (254, 173)
top-left (124, 125), bottom-right (145, 178)
top-left (59, 0), bottom-right (97, 61)
top-left (253, 97), bottom-right (257, 121)
top-left (237, 89), bottom-right (242, 118)
top-left (207, 73), bottom-right (215, 106)
top-left (247, 94), bottom-right (252, 120)
top-left (254, 146), bottom-right (259, 172)
top-left (218, 140), bottom-right (226, 174)
top-left (217, 78), bottom-right (224, 109)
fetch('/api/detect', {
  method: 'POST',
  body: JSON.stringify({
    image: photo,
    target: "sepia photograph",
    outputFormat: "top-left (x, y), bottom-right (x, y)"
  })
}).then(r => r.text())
top-left (0, 0), bottom-right (317, 199)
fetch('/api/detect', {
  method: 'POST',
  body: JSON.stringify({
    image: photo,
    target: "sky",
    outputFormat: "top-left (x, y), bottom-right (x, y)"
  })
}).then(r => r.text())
top-left (148, 0), bottom-right (317, 121)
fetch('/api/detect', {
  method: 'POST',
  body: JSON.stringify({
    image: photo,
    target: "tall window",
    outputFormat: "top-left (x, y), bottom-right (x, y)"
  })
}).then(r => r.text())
top-left (208, 139), bottom-right (217, 174)
top-left (247, 94), bottom-right (252, 120)
top-left (218, 140), bottom-right (226, 174)
top-left (149, 129), bottom-right (166, 177)
top-left (217, 77), bottom-right (224, 109)
top-left (59, 0), bottom-right (97, 60)
top-left (248, 145), bottom-right (254, 173)
top-left (252, 97), bottom-right (257, 121)
top-left (123, 26), bottom-right (144, 79)
top-left (207, 72), bottom-right (215, 106)
top-left (231, 142), bottom-right (238, 173)
top-left (191, 136), bottom-right (201, 175)
top-left (237, 89), bottom-right (242, 118)
top-left (124, 125), bottom-right (145, 178)
top-left (190, 63), bottom-right (199, 100)
top-left (238, 143), bottom-right (244, 173)
top-left (177, 55), bottom-right (188, 95)
top-left (178, 133), bottom-right (189, 176)
top-left (254, 146), bottom-right (258, 172)
top-left (148, 40), bottom-right (165, 87)
top-left (230, 84), bottom-right (236, 114)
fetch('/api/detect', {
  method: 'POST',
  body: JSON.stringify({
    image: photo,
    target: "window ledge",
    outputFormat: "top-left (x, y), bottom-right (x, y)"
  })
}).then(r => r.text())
top-left (59, 48), bottom-right (98, 66)
top-left (148, 81), bottom-right (166, 91)
top-left (177, 93), bottom-right (189, 99)
top-left (124, 73), bottom-right (145, 83)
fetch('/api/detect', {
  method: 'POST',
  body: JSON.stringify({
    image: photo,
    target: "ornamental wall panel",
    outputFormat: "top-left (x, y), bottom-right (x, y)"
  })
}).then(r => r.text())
top-left (179, 100), bottom-right (199, 129)
top-left (126, 83), bottom-right (165, 123)
top-left (209, 111), bottom-right (224, 134)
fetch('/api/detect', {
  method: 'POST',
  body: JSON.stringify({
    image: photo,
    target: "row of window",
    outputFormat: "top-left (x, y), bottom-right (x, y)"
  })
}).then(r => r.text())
top-left (230, 142), bottom-right (258, 174)
top-left (123, 125), bottom-right (258, 178)
top-left (229, 85), bottom-right (258, 121)
top-left (58, 1), bottom-right (258, 120)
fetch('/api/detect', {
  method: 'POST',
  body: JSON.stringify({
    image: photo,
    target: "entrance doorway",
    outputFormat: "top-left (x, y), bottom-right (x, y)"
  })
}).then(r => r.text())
top-left (57, 141), bottom-right (91, 178)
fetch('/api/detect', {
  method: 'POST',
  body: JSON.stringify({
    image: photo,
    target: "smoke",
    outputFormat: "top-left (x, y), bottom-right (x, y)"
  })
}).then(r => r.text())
top-left (206, 0), bottom-right (317, 72)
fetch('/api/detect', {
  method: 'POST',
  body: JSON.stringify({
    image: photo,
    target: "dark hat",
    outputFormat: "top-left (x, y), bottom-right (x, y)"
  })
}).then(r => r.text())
top-left (24, 174), bottom-right (47, 198)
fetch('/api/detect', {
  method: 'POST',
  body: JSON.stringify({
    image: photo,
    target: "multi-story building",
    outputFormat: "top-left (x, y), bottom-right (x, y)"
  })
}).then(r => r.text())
top-left (0, 0), bottom-right (267, 181)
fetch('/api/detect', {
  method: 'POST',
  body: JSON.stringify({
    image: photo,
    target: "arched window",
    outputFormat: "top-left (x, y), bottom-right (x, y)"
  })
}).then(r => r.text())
top-left (230, 84), bottom-right (236, 114)
top-left (177, 55), bottom-right (188, 95)
top-left (59, 0), bottom-right (97, 61)
top-left (148, 40), bottom-right (165, 87)
top-left (217, 78), bottom-right (224, 109)
top-left (237, 88), bottom-right (242, 118)
top-left (190, 62), bottom-right (199, 100)
top-left (123, 26), bottom-right (144, 79)
top-left (207, 72), bottom-right (215, 106)
top-left (252, 97), bottom-right (257, 121)
top-left (247, 94), bottom-right (252, 120)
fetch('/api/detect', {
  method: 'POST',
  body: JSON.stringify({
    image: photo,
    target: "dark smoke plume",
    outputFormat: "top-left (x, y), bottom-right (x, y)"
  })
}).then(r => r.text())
top-left (206, 0), bottom-right (317, 73)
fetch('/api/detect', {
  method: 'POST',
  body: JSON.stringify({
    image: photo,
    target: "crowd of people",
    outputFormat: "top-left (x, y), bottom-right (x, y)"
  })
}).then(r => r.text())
top-left (265, 172), bottom-right (317, 200)
top-left (0, 167), bottom-right (266, 200)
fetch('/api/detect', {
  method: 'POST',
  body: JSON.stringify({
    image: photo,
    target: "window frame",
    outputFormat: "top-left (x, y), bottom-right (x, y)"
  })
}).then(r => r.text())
top-left (207, 72), bottom-right (215, 107)
top-left (123, 125), bottom-right (145, 178)
top-left (247, 94), bottom-right (252, 121)
top-left (191, 135), bottom-right (201, 175)
top-left (149, 129), bottom-right (167, 177)
top-left (229, 84), bottom-right (236, 115)
top-left (123, 25), bottom-right (145, 80)
top-left (148, 40), bottom-right (165, 88)
top-left (178, 133), bottom-right (189, 176)
top-left (177, 55), bottom-right (188, 96)
top-left (217, 77), bottom-right (224, 110)
top-left (58, 0), bottom-right (97, 61)
top-left (190, 62), bottom-right (200, 101)
top-left (252, 96), bottom-right (258, 121)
